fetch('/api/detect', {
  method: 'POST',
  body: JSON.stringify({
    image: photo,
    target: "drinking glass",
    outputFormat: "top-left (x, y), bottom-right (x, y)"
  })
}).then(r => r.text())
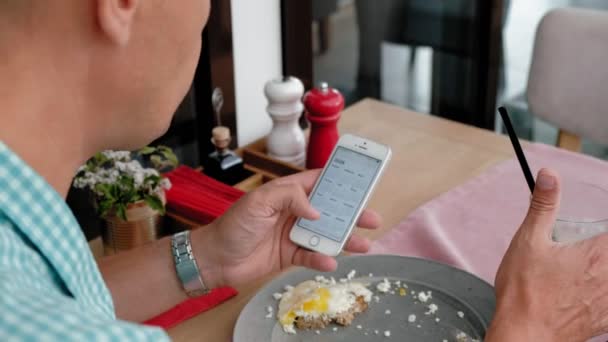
top-left (552, 180), bottom-right (608, 243)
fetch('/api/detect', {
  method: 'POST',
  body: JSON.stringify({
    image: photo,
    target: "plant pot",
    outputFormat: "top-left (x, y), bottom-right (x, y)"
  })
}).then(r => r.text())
top-left (102, 194), bottom-right (166, 255)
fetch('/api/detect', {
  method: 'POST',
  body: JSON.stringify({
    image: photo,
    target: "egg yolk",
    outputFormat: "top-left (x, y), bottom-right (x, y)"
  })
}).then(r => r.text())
top-left (280, 288), bottom-right (331, 326)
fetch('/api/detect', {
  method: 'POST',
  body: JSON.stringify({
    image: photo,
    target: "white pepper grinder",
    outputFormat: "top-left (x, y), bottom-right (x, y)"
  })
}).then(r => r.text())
top-left (264, 76), bottom-right (306, 167)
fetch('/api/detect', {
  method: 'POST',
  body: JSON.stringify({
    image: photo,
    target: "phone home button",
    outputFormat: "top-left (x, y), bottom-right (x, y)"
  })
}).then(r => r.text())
top-left (309, 235), bottom-right (320, 247)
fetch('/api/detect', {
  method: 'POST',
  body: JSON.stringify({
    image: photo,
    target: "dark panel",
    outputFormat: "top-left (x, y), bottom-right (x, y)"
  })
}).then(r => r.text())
top-left (193, 31), bottom-right (216, 163)
top-left (281, 0), bottom-right (313, 90)
top-left (284, 0), bottom-right (505, 131)
top-left (154, 0), bottom-right (238, 165)
top-left (206, 0), bottom-right (238, 144)
top-left (475, 0), bottom-right (505, 129)
top-left (152, 88), bottom-right (200, 167)
top-left (421, 0), bottom-right (505, 130)
top-left (193, 0), bottom-right (238, 163)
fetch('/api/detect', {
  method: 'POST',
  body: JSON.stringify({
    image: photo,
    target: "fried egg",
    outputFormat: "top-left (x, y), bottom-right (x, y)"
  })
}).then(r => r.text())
top-left (277, 279), bottom-right (372, 334)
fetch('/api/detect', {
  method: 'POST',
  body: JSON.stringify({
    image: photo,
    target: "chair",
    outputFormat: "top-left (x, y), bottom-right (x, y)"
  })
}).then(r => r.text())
top-left (527, 8), bottom-right (608, 152)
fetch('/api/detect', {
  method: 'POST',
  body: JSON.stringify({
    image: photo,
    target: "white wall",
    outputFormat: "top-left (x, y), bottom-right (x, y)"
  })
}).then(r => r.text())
top-left (231, 0), bottom-right (283, 146)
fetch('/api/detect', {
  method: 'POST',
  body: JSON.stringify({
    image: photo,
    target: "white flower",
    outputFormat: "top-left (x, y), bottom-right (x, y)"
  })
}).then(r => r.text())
top-left (102, 150), bottom-right (131, 162)
top-left (73, 149), bottom-right (168, 203)
top-left (134, 173), bottom-right (144, 187)
top-left (160, 178), bottom-right (172, 190)
top-left (142, 168), bottom-right (159, 178)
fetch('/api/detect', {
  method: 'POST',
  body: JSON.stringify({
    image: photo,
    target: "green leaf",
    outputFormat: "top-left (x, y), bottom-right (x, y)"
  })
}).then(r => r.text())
top-left (158, 145), bottom-right (179, 167)
top-left (95, 183), bottom-right (114, 200)
top-left (98, 199), bottom-right (114, 218)
top-left (116, 203), bottom-right (127, 221)
top-left (144, 174), bottom-right (161, 188)
top-left (119, 175), bottom-right (134, 189)
top-left (139, 146), bottom-right (156, 155)
top-left (144, 174), bottom-right (161, 182)
top-left (150, 155), bottom-right (163, 169)
top-left (144, 195), bottom-right (165, 215)
top-left (93, 152), bottom-right (110, 165)
top-left (160, 149), bottom-right (179, 168)
top-left (85, 160), bottom-right (96, 171)
top-left (110, 184), bottom-right (122, 200)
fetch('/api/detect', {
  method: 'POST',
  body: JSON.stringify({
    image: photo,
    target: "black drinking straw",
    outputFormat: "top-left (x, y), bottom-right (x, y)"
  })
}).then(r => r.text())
top-left (498, 107), bottom-right (536, 193)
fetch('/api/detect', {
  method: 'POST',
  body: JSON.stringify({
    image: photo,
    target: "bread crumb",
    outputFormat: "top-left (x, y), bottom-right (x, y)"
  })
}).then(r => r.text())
top-left (385, 309), bottom-right (391, 315)
top-left (264, 305), bottom-right (273, 319)
top-left (384, 330), bottom-right (391, 337)
top-left (347, 270), bottom-right (356, 280)
top-left (416, 324), bottom-right (421, 328)
top-left (356, 325), bottom-right (362, 330)
top-left (272, 293), bottom-right (282, 300)
top-left (408, 314), bottom-right (416, 323)
top-left (376, 278), bottom-right (391, 293)
top-left (435, 317), bottom-right (440, 322)
top-left (374, 330), bottom-right (379, 335)
top-left (315, 330), bottom-right (320, 335)
top-left (369, 273), bottom-right (374, 277)
top-left (425, 303), bottom-right (438, 315)
top-left (399, 288), bottom-right (407, 296)
top-left (417, 291), bottom-right (432, 303)
top-left (332, 327), bottom-right (338, 332)
top-left (455, 331), bottom-right (479, 342)
top-left (457, 311), bottom-right (465, 318)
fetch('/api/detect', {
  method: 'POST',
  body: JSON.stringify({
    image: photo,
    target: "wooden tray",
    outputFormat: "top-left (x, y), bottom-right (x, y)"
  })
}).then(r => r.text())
top-left (236, 137), bottom-right (305, 180)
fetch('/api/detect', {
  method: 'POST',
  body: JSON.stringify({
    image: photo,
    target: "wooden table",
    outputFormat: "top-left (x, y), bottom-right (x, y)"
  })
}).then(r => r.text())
top-left (167, 99), bottom-right (516, 341)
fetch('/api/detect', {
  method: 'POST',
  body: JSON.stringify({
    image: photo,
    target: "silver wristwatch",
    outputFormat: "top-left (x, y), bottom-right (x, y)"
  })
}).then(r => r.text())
top-left (171, 230), bottom-right (209, 297)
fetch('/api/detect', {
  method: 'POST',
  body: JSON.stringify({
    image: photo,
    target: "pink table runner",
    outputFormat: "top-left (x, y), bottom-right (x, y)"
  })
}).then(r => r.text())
top-left (369, 143), bottom-right (608, 341)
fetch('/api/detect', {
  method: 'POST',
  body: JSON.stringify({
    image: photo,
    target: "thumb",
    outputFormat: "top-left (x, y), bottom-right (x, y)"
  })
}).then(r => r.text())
top-left (520, 168), bottom-right (561, 241)
top-left (269, 183), bottom-right (320, 220)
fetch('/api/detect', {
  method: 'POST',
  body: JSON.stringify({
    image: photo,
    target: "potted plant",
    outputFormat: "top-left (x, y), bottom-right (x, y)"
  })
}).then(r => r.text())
top-left (73, 146), bottom-right (177, 254)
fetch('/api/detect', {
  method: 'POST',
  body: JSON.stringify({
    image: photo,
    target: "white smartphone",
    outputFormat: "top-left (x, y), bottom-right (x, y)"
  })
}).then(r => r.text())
top-left (290, 134), bottom-right (392, 256)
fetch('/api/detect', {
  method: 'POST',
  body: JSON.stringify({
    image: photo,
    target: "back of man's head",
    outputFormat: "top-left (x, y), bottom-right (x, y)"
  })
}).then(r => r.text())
top-left (0, 0), bottom-right (210, 152)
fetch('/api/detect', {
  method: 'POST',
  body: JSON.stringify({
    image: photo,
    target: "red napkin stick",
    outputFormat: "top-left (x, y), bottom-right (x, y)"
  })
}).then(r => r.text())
top-left (143, 287), bottom-right (239, 330)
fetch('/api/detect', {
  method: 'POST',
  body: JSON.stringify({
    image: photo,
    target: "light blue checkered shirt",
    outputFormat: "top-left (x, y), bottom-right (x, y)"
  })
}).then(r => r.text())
top-left (0, 142), bottom-right (169, 341)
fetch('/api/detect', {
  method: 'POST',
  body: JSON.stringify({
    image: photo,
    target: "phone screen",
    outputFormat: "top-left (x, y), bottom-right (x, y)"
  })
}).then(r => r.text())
top-left (297, 146), bottom-right (382, 242)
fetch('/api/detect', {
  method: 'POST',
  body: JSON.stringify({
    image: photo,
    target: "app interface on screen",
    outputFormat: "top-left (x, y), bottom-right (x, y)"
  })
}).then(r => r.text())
top-left (298, 147), bottom-right (381, 242)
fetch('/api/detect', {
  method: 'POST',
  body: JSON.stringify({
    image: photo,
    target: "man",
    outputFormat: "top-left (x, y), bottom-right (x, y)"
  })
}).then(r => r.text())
top-left (1, 1), bottom-right (608, 341)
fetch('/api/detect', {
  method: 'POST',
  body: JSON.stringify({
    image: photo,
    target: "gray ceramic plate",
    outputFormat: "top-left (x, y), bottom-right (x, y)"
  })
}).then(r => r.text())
top-left (234, 255), bottom-right (495, 342)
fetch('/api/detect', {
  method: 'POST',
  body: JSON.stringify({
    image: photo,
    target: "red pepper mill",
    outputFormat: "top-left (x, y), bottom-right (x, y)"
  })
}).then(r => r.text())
top-left (304, 82), bottom-right (345, 169)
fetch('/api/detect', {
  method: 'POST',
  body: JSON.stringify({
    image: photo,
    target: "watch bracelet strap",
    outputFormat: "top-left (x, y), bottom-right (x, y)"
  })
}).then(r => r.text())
top-left (171, 230), bottom-right (209, 297)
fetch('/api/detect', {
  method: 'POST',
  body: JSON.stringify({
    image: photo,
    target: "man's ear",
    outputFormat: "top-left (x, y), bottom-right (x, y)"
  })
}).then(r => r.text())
top-left (96, 0), bottom-right (139, 46)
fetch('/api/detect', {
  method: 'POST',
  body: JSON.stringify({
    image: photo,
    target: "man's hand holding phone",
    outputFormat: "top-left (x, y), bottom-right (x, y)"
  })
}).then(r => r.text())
top-left (195, 169), bottom-right (382, 288)
top-left (290, 134), bottom-right (391, 256)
